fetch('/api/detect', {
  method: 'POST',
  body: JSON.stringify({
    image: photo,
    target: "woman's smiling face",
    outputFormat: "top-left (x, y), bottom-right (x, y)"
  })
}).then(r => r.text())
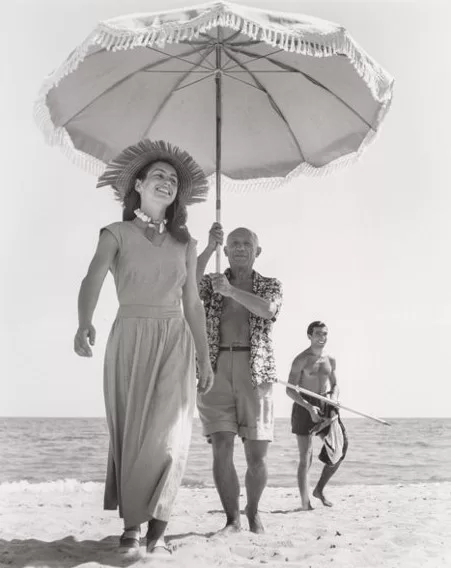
top-left (137, 161), bottom-right (179, 206)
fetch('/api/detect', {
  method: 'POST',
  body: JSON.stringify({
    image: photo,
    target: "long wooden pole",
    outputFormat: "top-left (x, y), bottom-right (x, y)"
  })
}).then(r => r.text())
top-left (279, 380), bottom-right (391, 426)
top-left (215, 28), bottom-right (222, 273)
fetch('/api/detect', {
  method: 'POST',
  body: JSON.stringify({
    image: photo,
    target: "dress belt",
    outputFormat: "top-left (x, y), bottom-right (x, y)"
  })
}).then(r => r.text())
top-left (117, 305), bottom-right (182, 318)
top-left (219, 345), bottom-right (250, 352)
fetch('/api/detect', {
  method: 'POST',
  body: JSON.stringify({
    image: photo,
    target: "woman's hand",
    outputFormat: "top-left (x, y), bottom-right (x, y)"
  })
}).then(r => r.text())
top-left (74, 324), bottom-right (96, 357)
top-left (197, 360), bottom-right (214, 394)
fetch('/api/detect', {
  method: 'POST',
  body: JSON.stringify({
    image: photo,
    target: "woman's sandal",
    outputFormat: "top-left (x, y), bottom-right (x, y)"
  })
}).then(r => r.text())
top-left (119, 528), bottom-right (141, 551)
top-left (146, 538), bottom-right (172, 556)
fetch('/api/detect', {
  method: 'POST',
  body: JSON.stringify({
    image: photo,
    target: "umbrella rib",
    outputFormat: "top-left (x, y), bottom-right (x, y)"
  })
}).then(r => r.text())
top-left (142, 70), bottom-right (215, 74)
top-left (179, 39), bottom-right (215, 46)
top-left (223, 47), bottom-right (305, 162)
top-left (222, 30), bottom-right (243, 43)
top-left (174, 71), bottom-right (216, 91)
top-left (138, 45), bottom-right (216, 138)
top-left (198, 31), bottom-right (220, 41)
top-left (228, 45), bottom-right (374, 130)
top-left (144, 45), bottom-right (216, 71)
top-left (192, 30), bottom-right (241, 70)
top-left (222, 71), bottom-right (265, 92)
top-left (222, 48), bottom-right (284, 72)
top-left (227, 39), bottom-right (264, 47)
top-left (59, 45), bottom-right (214, 126)
top-left (225, 70), bottom-right (310, 73)
top-left (193, 30), bottom-right (242, 44)
top-left (181, 30), bottom-right (239, 45)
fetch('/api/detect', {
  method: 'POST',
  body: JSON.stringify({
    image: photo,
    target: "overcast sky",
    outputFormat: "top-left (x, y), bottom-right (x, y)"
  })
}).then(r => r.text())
top-left (1, 0), bottom-right (450, 419)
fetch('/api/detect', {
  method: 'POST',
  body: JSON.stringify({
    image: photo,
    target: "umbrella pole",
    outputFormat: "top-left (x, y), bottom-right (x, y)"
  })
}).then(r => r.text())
top-left (279, 380), bottom-right (391, 426)
top-left (215, 29), bottom-right (222, 273)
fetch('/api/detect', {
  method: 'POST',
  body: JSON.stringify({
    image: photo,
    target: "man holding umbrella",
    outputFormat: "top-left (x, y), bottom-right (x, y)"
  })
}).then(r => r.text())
top-left (196, 223), bottom-right (283, 535)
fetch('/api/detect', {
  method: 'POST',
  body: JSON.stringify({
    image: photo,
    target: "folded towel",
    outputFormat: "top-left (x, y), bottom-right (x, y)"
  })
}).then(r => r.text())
top-left (316, 414), bottom-right (349, 466)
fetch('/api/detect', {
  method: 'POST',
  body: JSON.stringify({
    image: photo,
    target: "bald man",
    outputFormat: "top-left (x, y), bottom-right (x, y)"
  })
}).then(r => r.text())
top-left (196, 223), bottom-right (283, 535)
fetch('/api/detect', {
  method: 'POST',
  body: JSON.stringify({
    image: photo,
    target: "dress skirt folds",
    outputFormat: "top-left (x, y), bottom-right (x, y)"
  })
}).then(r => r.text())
top-left (101, 222), bottom-right (196, 527)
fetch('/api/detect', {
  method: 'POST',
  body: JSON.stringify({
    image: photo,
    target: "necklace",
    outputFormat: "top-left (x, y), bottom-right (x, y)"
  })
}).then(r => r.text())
top-left (134, 208), bottom-right (167, 234)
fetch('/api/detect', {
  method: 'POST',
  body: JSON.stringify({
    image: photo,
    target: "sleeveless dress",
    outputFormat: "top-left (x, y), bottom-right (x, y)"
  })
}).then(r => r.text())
top-left (101, 221), bottom-right (196, 527)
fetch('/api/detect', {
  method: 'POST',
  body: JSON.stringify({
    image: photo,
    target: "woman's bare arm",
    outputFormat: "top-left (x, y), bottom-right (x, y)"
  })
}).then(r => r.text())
top-left (74, 230), bottom-right (118, 357)
top-left (183, 241), bottom-right (214, 393)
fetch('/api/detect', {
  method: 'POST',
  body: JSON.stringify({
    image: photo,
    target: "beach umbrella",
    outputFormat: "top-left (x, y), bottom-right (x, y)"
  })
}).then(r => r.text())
top-left (34, 1), bottom-right (394, 268)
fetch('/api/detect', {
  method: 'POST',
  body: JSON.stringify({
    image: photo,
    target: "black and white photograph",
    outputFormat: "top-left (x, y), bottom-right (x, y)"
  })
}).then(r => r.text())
top-left (1, 1), bottom-right (450, 566)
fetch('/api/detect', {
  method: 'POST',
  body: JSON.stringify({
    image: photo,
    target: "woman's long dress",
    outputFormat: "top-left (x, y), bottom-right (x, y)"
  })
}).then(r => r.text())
top-left (101, 221), bottom-right (196, 527)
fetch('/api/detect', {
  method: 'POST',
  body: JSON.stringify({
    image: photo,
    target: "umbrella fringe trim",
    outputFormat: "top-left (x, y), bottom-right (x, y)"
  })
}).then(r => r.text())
top-left (216, 94), bottom-right (393, 192)
top-left (33, 94), bottom-right (107, 176)
top-left (33, 89), bottom-right (392, 192)
top-left (33, 4), bottom-right (394, 187)
top-left (210, 153), bottom-right (360, 193)
top-left (35, 5), bottom-right (392, 102)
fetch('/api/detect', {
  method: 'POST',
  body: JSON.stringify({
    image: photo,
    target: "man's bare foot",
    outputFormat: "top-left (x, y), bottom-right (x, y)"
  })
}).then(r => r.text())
top-left (313, 488), bottom-right (333, 507)
top-left (214, 521), bottom-right (241, 536)
top-left (300, 501), bottom-right (314, 511)
top-left (244, 506), bottom-right (265, 534)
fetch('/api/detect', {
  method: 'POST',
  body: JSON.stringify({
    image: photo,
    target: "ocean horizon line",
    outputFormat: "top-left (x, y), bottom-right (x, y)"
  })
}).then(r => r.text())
top-left (2, 417), bottom-right (450, 487)
top-left (2, 415), bottom-right (451, 420)
top-left (1, 477), bottom-right (450, 492)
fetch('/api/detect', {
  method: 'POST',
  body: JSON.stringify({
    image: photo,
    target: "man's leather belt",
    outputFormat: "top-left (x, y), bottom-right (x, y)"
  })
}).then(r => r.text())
top-left (219, 345), bottom-right (251, 352)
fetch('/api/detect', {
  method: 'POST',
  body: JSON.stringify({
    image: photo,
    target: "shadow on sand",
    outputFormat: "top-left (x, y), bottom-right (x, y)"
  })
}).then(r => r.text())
top-left (0, 532), bottom-right (214, 567)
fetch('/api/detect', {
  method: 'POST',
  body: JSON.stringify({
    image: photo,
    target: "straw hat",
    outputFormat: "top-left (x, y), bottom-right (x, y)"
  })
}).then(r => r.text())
top-left (97, 139), bottom-right (209, 205)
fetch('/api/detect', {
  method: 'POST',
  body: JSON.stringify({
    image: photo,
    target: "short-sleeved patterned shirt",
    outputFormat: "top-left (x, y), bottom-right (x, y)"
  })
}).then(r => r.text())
top-left (199, 268), bottom-right (283, 387)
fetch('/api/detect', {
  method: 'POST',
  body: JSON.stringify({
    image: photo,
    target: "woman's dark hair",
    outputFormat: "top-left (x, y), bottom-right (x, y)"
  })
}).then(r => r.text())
top-left (122, 161), bottom-right (190, 244)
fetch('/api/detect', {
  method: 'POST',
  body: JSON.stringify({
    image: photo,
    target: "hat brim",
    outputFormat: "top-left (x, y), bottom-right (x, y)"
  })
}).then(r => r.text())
top-left (96, 140), bottom-right (209, 206)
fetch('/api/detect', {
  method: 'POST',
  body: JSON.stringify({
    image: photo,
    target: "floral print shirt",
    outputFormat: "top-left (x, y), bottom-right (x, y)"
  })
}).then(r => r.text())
top-left (199, 268), bottom-right (283, 387)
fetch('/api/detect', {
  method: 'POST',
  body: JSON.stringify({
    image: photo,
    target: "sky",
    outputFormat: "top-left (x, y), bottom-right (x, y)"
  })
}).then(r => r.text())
top-left (1, 0), bottom-right (450, 419)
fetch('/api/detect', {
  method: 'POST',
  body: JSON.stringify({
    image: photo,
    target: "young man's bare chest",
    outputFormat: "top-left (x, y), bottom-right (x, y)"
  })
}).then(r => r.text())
top-left (300, 355), bottom-right (332, 392)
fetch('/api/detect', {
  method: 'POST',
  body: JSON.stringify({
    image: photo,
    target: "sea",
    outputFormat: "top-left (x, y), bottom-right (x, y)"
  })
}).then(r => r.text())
top-left (1, 418), bottom-right (450, 490)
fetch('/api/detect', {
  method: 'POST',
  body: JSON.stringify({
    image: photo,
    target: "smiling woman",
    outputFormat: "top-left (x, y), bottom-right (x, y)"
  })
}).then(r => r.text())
top-left (111, 143), bottom-right (207, 245)
top-left (126, 161), bottom-right (182, 244)
top-left (72, 139), bottom-right (214, 555)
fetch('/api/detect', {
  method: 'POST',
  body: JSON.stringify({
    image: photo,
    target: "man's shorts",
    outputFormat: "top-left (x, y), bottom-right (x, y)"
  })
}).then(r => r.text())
top-left (197, 348), bottom-right (274, 441)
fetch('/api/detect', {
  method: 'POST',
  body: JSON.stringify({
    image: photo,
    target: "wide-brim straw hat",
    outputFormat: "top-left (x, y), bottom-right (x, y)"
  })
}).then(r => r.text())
top-left (96, 139), bottom-right (209, 206)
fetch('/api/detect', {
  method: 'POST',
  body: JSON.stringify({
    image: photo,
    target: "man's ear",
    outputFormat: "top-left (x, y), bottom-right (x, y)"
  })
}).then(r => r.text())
top-left (256, 246), bottom-right (262, 258)
top-left (135, 180), bottom-right (142, 194)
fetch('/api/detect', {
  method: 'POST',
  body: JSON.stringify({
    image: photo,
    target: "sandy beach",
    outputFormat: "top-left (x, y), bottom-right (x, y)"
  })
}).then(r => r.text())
top-left (1, 481), bottom-right (450, 568)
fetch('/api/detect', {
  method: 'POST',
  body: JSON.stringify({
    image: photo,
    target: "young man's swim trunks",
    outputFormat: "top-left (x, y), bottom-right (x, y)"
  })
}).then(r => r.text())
top-left (291, 393), bottom-right (348, 465)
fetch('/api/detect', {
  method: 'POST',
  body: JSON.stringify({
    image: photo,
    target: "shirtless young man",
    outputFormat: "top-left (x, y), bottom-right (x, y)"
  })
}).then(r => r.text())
top-left (196, 223), bottom-right (283, 534)
top-left (287, 321), bottom-right (347, 510)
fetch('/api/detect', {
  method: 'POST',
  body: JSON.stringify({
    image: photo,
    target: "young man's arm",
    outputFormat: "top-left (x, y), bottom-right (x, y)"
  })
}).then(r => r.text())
top-left (327, 357), bottom-right (339, 416)
top-left (328, 357), bottom-right (339, 401)
top-left (286, 354), bottom-right (321, 422)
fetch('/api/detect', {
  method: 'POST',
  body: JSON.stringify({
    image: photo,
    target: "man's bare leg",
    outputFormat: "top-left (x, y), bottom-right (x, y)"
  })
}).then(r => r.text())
top-left (296, 435), bottom-right (314, 510)
top-left (211, 432), bottom-right (241, 534)
top-left (313, 462), bottom-right (341, 507)
top-left (243, 440), bottom-right (269, 534)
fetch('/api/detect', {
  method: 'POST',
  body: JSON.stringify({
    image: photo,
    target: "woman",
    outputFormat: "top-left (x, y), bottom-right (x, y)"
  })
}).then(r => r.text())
top-left (73, 140), bottom-right (214, 555)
